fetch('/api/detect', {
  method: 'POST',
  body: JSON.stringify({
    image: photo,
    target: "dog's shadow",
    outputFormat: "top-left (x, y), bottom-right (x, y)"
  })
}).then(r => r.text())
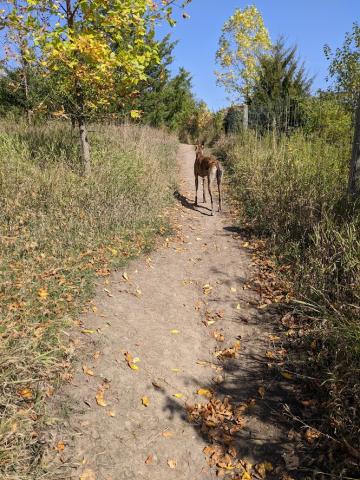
top-left (173, 190), bottom-right (213, 216)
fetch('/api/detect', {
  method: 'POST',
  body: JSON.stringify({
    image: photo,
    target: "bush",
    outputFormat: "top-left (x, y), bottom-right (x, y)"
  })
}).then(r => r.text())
top-left (216, 129), bottom-right (360, 464)
top-left (0, 121), bottom-right (178, 479)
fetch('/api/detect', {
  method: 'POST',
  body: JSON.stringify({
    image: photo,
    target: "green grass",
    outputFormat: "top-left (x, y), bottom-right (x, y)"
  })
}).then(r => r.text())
top-left (216, 130), bottom-right (360, 467)
top-left (0, 121), bottom-right (178, 479)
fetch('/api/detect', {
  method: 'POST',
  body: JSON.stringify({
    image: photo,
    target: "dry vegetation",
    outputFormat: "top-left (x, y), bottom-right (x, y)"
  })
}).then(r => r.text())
top-left (216, 130), bottom-right (360, 475)
top-left (0, 121), bottom-right (178, 479)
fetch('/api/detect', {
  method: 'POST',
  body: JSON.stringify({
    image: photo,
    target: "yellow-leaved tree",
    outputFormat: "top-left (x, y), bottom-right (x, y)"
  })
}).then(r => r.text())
top-left (215, 5), bottom-right (271, 101)
top-left (2, 0), bottom-right (191, 174)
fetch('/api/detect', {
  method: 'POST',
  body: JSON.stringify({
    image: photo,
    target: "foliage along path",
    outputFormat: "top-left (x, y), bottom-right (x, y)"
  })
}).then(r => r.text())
top-left (51, 145), bottom-right (301, 480)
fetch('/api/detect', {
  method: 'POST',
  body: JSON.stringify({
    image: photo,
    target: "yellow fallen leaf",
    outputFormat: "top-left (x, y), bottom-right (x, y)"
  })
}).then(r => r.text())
top-left (281, 371), bottom-right (293, 380)
top-left (18, 388), bottom-right (33, 400)
top-left (230, 287), bottom-right (237, 293)
top-left (162, 431), bottom-right (173, 438)
top-left (236, 304), bottom-right (241, 310)
top-left (132, 357), bottom-right (140, 363)
top-left (55, 440), bottom-right (65, 452)
top-left (170, 329), bottom-right (180, 334)
top-left (82, 365), bottom-right (94, 376)
top-left (197, 388), bottom-right (213, 398)
top-left (142, 396), bottom-right (150, 407)
top-left (167, 459), bottom-right (177, 469)
top-left (95, 386), bottom-right (107, 407)
top-left (80, 469), bottom-right (96, 480)
top-left (173, 393), bottom-right (183, 399)
top-left (171, 368), bottom-right (181, 373)
top-left (38, 288), bottom-right (48, 299)
top-left (81, 329), bottom-right (96, 335)
top-left (130, 364), bottom-right (139, 371)
top-left (203, 284), bottom-right (213, 295)
top-left (255, 461), bottom-right (273, 478)
top-left (108, 410), bottom-right (116, 417)
top-left (258, 386), bottom-right (265, 399)
top-left (122, 272), bottom-right (129, 281)
top-left (135, 288), bottom-right (142, 297)
top-left (241, 471), bottom-right (252, 480)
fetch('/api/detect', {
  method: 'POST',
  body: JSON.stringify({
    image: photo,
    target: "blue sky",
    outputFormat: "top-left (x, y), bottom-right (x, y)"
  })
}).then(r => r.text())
top-left (157, 0), bottom-right (358, 111)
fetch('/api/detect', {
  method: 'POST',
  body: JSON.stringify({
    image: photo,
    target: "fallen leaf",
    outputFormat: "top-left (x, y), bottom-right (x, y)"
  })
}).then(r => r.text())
top-left (108, 410), bottom-right (116, 417)
top-left (38, 288), bottom-right (48, 299)
top-left (145, 454), bottom-right (154, 465)
top-left (258, 386), bottom-right (266, 399)
top-left (135, 288), bottom-right (142, 297)
top-left (79, 469), bottom-right (96, 480)
top-left (124, 351), bottom-right (139, 371)
top-left (81, 329), bottom-right (96, 335)
top-left (304, 428), bottom-right (321, 444)
top-left (173, 393), bottom-right (183, 399)
top-left (95, 386), bottom-right (107, 407)
top-left (281, 371), bottom-right (293, 380)
top-left (236, 304), bottom-right (241, 310)
top-left (197, 388), bottom-right (213, 398)
top-left (230, 287), bottom-right (237, 293)
top-left (171, 368), bottom-right (181, 373)
top-left (203, 284), bottom-right (213, 295)
top-left (162, 431), bottom-right (173, 438)
top-left (82, 365), bottom-right (94, 376)
top-left (170, 329), bottom-right (180, 334)
top-left (255, 461), bottom-right (273, 478)
top-left (213, 330), bottom-right (225, 342)
top-left (241, 471), bottom-right (252, 480)
top-left (142, 396), bottom-right (150, 407)
top-left (122, 272), bottom-right (129, 281)
top-left (55, 441), bottom-right (65, 452)
top-left (167, 459), bottom-right (177, 469)
top-left (18, 388), bottom-right (33, 400)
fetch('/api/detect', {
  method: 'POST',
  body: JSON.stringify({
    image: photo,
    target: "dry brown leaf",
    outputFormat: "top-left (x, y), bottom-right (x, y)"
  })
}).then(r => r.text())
top-left (304, 428), bottom-right (321, 444)
top-left (79, 469), bottom-right (96, 480)
top-left (82, 365), bottom-right (94, 376)
top-left (95, 386), bottom-right (107, 407)
top-left (213, 330), bottom-right (225, 342)
top-left (167, 459), bottom-right (177, 469)
top-left (258, 386), bottom-right (266, 399)
top-left (145, 454), bottom-right (154, 465)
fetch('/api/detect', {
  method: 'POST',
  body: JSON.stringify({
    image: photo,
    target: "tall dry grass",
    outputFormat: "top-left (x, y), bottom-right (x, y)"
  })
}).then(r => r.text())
top-left (0, 121), bottom-right (178, 479)
top-left (216, 130), bottom-right (360, 465)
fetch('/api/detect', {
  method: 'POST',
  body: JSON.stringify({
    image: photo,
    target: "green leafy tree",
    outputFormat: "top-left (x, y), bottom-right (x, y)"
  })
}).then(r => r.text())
top-left (2, 0), bottom-right (192, 173)
top-left (249, 38), bottom-right (313, 132)
top-left (324, 22), bottom-right (360, 108)
top-left (215, 5), bottom-right (271, 100)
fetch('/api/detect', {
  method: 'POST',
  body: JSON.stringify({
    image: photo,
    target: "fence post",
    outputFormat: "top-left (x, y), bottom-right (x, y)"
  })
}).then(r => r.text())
top-left (348, 96), bottom-right (360, 197)
top-left (243, 104), bottom-right (248, 131)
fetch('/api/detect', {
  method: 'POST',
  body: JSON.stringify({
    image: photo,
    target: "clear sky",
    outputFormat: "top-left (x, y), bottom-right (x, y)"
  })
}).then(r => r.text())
top-left (157, 0), bottom-right (359, 111)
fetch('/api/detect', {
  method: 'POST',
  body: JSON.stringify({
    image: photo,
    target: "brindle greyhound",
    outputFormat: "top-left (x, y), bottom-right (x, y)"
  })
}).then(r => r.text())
top-left (194, 143), bottom-right (223, 215)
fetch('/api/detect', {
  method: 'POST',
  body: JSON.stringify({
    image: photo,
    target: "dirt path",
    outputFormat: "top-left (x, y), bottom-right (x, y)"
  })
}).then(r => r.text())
top-left (52, 145), bottom-right (300, 480)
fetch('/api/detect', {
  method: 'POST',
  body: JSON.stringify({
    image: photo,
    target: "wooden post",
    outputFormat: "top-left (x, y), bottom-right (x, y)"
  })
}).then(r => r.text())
top-left (243, 104), bottom-right (248, 131)
top-left (348, 96), bottom-right (360, 197)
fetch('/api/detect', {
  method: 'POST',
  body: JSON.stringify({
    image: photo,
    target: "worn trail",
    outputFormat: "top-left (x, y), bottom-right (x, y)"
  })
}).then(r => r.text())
top-left (53, 145), bottom-right (298, 480)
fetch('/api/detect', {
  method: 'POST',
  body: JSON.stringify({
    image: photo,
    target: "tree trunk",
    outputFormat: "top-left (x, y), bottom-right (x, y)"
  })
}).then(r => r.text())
top-left (78, 116), bottom-right (91, 176)
top-left (348, 97), bottom-right (360, 197)
top-left (243, 104), bottom-right (249, 131)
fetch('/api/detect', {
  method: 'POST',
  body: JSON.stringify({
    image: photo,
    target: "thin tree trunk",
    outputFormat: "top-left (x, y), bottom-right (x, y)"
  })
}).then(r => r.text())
top-left (348, 97), bottom-right (360, 197)
top-left (78, 116), bottom-right (91, 176)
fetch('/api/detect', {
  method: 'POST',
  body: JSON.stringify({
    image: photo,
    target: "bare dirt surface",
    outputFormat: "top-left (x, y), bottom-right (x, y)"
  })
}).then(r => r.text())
top-left (49, 145), bottom-right (302, 480)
